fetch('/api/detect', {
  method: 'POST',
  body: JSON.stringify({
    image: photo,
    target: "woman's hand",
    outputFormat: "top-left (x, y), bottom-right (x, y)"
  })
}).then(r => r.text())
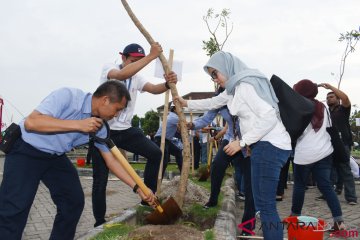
top-left (223, 140), bottom-right (241, 156)
top-left (173, 96), bottom-right (188, 108)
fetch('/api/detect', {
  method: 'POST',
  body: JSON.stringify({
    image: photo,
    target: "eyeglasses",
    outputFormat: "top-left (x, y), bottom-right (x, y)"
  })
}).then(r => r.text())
top-left (210, 70), bottom-right (218, 81)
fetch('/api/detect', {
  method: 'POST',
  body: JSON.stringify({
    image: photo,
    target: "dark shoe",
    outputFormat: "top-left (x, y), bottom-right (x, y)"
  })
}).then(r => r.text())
top-left (335, 189), bottom-right (342, 195)
top-left (139, 200), bottom-right (150, 207)
top-left (276, 195), bottom-right (283, 201)
top-left (329, 221), bottom-right (345, 232)
top-left (203, 201), bottom-right (217, 209)
top-left (315, 195), bottom-right (325, 201)
top-left (237, 192), bottom-right (246, 201)
top-left (94, 219), bottom-right (106, 227)
top-left (347, 201), bottom-right (357, 205)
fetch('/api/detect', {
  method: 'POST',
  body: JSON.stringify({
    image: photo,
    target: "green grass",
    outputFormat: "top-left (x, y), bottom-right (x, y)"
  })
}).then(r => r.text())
top-left (131, 162), bottom-right (180, 172)
top-left (352, 150), bottom-right (360, 158)
top-left (204, 229), bottom-right (215, 240)
top-left (91, 223), bottom-right (135, 240)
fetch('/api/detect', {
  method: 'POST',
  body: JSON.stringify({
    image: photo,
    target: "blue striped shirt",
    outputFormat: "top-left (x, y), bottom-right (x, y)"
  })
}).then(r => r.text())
top-left (20, 88), bottom-right (108, 155)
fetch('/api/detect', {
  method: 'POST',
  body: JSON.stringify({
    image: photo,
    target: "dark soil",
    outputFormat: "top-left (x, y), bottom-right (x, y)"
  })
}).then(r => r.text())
top-left (127, 224), bottom-right (203, 240)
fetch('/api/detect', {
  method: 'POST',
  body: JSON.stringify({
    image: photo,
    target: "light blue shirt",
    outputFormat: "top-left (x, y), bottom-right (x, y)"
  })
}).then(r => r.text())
top-left (193, 107), bottom-right (240, 141)
top-left (20, 88), bottom-right (108, 155)
top-left (155, 112), bottom-right (179, 140)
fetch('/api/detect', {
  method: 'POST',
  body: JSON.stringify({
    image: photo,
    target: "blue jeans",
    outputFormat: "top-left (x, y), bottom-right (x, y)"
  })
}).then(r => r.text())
top-left (0, 138), bottom-right (84, 240)
top-left (251, 141), bottom-right (291, 240)
top-left (200, 142), bottom-right (207, 164)
top-left (234, 160), bottom-right (244, 193)
top-left (291, 154), bottom-right (343, 222)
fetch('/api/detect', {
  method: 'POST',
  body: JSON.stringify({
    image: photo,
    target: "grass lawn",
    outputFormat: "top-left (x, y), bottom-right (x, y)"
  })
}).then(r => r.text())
top-left (352, 150), bottom-right (360, 159)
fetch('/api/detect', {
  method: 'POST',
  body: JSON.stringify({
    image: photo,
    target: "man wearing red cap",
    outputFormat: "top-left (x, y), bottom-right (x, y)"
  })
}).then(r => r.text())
top-left (91, 42), bottom-right (178, 227)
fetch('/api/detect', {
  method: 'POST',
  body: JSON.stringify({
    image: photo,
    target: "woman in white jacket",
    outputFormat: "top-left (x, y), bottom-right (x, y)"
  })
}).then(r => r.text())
top-left (291, 79), bottom-right (344, 231)
top-left (175, 51), bottom-right (292, 240)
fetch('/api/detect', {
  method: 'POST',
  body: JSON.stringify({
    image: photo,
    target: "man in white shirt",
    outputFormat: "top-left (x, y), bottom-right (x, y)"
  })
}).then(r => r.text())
top-left (92, 43), bottom-right (178, 227)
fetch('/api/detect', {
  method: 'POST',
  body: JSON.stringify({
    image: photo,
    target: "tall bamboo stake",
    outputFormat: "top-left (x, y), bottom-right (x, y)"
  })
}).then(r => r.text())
top-left (156, 50), bottom-right (174, 195)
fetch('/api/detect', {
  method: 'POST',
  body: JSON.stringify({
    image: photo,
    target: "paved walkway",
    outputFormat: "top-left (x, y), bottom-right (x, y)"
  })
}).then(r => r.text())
top-left (235, 183), bottom-right (360, 239)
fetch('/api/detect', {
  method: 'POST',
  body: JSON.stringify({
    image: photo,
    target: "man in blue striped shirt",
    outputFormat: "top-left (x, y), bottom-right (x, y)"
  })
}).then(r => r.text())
top-left (0, 80), bottom-right (155, 240)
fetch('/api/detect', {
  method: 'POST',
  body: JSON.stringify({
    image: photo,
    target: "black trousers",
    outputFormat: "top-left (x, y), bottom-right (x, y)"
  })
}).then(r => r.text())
top-left (92, 127), bottom-right (161, 225)
top-left (154, 137), bottom-right (183, 177)
top-left (209, 140), bottom-right (255, 231)
top-left (0, 138), bottom-right (84, 240)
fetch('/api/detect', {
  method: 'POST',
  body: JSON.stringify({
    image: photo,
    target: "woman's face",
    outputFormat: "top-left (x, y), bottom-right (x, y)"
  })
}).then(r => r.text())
top-left (207, 67), bottom-right (227, 88)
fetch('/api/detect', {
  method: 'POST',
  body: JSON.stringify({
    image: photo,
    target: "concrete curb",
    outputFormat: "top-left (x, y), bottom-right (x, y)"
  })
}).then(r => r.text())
top-left (76, 209), bottom-right (137, 240)
top-left (214, 177), bottom-right (237, 240)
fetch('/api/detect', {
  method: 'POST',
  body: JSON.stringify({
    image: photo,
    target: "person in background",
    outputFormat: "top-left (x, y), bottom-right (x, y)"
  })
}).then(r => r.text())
top-left (291, 79), bottom-right (345, 232)
top-left (154, 104), bottom-right (183, 174)
top-left (316, 83), bottom-right (357, 205)
top-left (0, 81), bottom-right (156, 239)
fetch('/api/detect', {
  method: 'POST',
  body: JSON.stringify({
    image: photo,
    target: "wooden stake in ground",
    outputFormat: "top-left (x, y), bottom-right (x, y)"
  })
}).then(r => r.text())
top-left (121, 0), bottom-right (191, 208)
top-left (156, 50), bottom-right (174, 196)
top-left (189, 97), bottom-right (194, 175)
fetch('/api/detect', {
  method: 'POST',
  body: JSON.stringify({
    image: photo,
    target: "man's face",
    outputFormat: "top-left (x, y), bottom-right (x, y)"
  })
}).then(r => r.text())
top-left (326, 93), bottom-right (339, 106)
top-left (99, 96), bottom-right (127, 120)
top-left (122, 55), bottom-right (143, 66)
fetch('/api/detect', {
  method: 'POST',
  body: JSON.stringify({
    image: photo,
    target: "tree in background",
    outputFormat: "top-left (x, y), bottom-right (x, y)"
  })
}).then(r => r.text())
top-left (202, 8), bottom-right (233, 57)
top-left (139, 110), bottom-right (159, 137)
top-left (337, 28), bottom-right (360, 89)
top-left (131, 114), bottom-right (143, 129)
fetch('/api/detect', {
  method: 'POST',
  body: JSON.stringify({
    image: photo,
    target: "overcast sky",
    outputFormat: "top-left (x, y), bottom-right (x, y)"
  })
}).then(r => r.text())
top-left (1, 0), bottom-right (359, 127)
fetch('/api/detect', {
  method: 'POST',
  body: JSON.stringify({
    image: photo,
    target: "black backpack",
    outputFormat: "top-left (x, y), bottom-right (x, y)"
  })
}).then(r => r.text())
top-left (270, 75), bottom-right (315, 145)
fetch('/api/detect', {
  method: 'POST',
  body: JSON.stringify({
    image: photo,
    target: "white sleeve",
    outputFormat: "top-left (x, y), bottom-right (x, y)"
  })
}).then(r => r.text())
top-left (235, 83), bottom-right (278, 144)
top-left (187, 91), bottom-right (230, 111)
top-left (135, 74), bottom-right (148, 92)
top-left (100, 63), bottom-right (118, 83)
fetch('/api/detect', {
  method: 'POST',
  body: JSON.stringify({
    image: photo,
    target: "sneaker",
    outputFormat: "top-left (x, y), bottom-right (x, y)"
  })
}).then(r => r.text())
top-left (315, 195), bottom-right (325, 201)
top-left (237, 192), bottom-right (246, 201)
top-left (348, 201), bottom-right (357, 205)
top-left (203, 201), bottom-right (217, 209)
top-left (94, 219), bottom-right (106, 228)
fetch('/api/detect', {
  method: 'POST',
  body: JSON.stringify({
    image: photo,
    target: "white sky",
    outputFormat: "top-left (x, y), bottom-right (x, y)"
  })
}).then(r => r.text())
top-left (1, 0), bottom-right (359, 127)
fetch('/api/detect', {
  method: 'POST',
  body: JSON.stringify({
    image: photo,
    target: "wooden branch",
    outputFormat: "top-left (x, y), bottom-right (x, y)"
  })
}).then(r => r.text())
top-left (121, 0), bottom-right (190, 208)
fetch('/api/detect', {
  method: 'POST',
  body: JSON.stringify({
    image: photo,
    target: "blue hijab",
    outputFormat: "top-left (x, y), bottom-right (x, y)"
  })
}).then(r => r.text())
top-left (203, 51), bottom-right (279, 112)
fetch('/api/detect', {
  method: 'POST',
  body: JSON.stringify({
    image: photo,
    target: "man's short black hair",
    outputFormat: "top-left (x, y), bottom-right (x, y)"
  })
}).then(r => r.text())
top-left (93, 80), bottom-right (131, 104)
top-left (327, 91), bottom-right (339, 99)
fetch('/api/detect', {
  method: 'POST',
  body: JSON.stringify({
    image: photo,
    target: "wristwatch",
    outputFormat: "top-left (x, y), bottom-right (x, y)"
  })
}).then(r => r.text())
top-left (239, 139), bottom-right (246, 148)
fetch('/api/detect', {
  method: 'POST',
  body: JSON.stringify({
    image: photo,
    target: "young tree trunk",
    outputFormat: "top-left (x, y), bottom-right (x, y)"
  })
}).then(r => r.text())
top-left (121, 0), bottom-right (190, 208)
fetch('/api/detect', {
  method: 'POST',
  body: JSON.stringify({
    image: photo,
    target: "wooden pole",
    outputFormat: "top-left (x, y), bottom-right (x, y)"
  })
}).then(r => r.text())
top-left (189, 97), bottom-right (194, 175)
top-left (156, 50), bottom-right (174, 195)
top-left (121, 0), bottom-right (191, 208)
